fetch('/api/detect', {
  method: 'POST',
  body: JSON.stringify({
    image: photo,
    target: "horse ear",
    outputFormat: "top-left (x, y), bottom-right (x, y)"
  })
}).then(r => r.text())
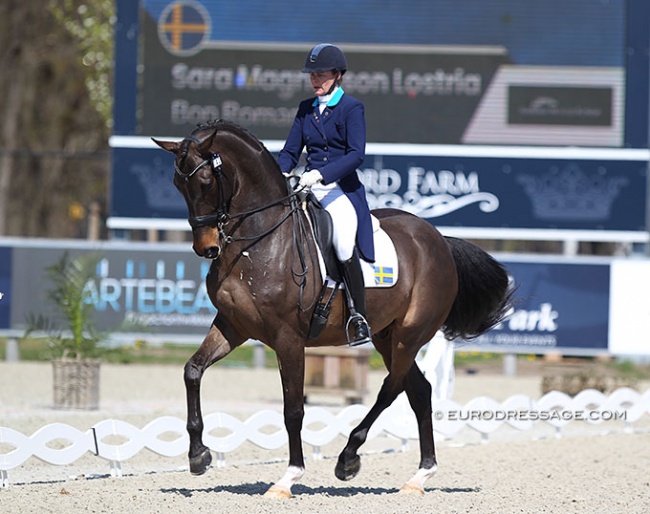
top-left (152, 138), bottom-right (180, 154)
top-left (197, 130), bottom-right (217, 156)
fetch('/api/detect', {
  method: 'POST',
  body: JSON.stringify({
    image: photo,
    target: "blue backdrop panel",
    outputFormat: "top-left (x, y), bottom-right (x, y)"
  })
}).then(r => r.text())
top-left (111, 146), bottom-right (648, 234)
top-left (361, 155), bottom-right (647, 231)
top-left (142, 0), bottom-right (624, 66)
top-left (0, 240), bottom-right (616, 355)
top-left (111, 148), bottom-right (183, 218)
top-left (0, 247), bottom-right (11, 330)
top-left (473, 260), bottom-right (610, 352)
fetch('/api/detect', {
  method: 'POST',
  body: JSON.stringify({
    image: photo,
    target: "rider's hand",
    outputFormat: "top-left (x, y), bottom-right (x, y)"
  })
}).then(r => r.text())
top-left (299, 170), bottom-right (323, 188)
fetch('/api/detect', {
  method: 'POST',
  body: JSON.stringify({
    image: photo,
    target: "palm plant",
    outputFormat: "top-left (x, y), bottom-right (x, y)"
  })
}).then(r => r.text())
top-left (27, 252), bottom-right (104, 359)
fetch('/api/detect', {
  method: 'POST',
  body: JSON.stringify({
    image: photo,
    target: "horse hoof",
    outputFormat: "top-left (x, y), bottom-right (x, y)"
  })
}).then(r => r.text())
top-left (334, 454), bottom-right (361, 481)
top-left (263, 485), bottom-right (292, 499)
top-left (399, 483), bottom-right (425, 495)
top-left (189, 448), bottom-right (212, 475)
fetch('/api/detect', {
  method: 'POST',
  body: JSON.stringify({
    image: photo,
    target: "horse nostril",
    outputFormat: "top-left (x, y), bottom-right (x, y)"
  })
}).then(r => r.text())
top-left (192, 242), bottom-right (221, 259)
top-left (204, 246), bottom-right (221, 260)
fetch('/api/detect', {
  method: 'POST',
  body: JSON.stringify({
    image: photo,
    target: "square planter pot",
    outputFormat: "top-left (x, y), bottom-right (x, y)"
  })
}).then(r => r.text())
top-left (52, 358), bottom-right (101, 410)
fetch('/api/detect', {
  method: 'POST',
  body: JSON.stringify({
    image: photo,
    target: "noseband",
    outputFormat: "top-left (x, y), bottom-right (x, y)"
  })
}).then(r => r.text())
top-left (177, 155), bottom-right (228, 229)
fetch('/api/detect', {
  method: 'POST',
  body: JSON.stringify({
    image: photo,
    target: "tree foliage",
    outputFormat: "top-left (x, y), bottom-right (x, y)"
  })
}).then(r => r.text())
top-left (0, 1), bottom-right (113, 238)
top-left (49, 0), bottom-right (115, 128)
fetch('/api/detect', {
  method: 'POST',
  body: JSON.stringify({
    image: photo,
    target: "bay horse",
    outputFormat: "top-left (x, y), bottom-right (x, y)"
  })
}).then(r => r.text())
top-left (154, 120), bottom-right (512, 498)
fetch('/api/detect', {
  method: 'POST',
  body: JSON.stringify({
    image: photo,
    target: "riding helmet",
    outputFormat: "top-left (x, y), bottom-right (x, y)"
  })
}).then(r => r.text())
top-left (302, 44), bottom-right (347, 74)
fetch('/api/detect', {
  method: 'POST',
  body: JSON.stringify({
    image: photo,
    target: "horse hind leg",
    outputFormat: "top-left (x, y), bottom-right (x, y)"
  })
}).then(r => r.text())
top-left (399, 363), bottom-right (437, 495)
top-left (400, 466), bottom-right (438, 495)
top-left (335, 374), bottom-right (402, 481)
top-left (335, 336), bottom-right (415, 481)
top-left (335, 327), bottom-right (439, 494)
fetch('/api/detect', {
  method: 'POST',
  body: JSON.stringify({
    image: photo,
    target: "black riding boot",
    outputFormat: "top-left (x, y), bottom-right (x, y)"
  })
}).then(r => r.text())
top-left (340, 251), bottom-right (372, 346)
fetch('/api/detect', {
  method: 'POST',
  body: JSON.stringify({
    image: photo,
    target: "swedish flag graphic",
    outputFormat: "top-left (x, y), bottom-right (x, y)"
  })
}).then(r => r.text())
top-left (158, 1), bottom-right (210, 56)
top-left (374, 266), bottom-right (394, 285)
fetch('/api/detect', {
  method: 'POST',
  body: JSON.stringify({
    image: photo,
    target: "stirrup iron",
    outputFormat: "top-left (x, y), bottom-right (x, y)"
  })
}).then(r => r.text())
top-left (345, 313), bottom-right (372, 347)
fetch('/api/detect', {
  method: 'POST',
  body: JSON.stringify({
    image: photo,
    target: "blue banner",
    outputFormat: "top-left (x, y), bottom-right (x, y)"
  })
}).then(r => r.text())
top-left (9, 245), bottom-right (216, 337)
top-left (473, 259), bottom-right (610, 352)
top-left (110, 0), bottom-right (649, 229)
top-left (360, 154), bottom-right (647, 232)
top-left (0, 247), bottom-right (11, 330)
top-left (140, 0), bottom-right (624, 67)
top-left (0, 240), bottom-right (621, 355)
top-left (111, 147), bottom-right (648, 234)
top-left (111, 148), bottom-right (182, 218)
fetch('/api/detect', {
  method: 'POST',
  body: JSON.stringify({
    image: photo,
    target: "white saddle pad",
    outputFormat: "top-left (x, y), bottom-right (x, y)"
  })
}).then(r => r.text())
top-left (317, 215), bottom-right (399, 288)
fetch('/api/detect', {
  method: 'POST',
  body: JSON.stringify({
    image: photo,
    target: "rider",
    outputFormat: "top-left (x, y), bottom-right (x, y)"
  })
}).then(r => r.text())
top-left (277, 43), bottom-right (374, 346)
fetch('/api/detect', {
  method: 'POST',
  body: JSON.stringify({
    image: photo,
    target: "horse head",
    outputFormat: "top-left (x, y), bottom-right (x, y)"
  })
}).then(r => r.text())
top-left (154, 123), bottom-right (224, 258)
top-left (154, 120), bottom-right (287, 260)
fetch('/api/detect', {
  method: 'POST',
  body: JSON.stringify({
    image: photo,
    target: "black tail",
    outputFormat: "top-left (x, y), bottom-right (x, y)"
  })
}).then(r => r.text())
top-left (441, 237), bottom-right (514, 341)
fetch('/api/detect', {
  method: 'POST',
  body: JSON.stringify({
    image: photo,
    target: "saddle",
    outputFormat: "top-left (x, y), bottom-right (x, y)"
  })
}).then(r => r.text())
top-left (293, 184), bottom-right (399, 339)
top-left (305, 194), bottom-right (342, 283)
top-left (302, 192), bottom-right (343, 338)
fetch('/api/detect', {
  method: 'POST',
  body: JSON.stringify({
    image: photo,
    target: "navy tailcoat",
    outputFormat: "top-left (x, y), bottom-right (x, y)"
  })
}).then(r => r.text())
top-left (278, 91), bottom-right (375, 262)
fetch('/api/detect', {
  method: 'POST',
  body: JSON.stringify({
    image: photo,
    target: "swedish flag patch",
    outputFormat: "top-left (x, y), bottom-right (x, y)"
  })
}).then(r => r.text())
top-left (374, 266), bottom-right (394, 285)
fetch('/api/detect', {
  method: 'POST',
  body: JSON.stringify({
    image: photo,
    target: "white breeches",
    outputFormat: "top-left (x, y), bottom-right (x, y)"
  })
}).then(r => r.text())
top-left (312, 181), bottom-right (357, 261)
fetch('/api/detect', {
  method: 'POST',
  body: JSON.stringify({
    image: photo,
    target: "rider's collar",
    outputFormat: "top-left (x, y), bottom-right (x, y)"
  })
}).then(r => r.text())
top-left (312, 87), bottom-right (344, 108)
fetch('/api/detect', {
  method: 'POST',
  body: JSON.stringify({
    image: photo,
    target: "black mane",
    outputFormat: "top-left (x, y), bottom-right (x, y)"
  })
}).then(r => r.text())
top-left (189, 119), bottom-right (282, 175)
top-left (196, 119), bottom-right (270, 153)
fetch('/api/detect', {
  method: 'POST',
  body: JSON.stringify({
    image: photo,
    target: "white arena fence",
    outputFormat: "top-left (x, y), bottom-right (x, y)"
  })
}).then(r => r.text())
top-left (2, 387), bottom-right (650, 488)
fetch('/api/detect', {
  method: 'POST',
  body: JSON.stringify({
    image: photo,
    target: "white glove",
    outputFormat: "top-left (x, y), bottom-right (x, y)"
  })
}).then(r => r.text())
top-left (299, 170), bottom-right (323, 188)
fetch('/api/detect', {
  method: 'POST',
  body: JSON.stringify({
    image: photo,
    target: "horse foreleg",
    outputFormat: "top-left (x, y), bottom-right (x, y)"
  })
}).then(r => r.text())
top-left (399, 363), bottom-right (437, 495)
top-left (335, 374), bottom-right (404, 481)
top-left (263, 342), bottom-right (306, 499)
top-left (185, 320), bottom-right (242, 475)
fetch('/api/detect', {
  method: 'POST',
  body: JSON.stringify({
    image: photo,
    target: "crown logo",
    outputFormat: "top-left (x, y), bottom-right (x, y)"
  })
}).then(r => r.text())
top-left (517, 164), bottom-right (628, 221)
top-left (131, 158), bottom-right (186, 210)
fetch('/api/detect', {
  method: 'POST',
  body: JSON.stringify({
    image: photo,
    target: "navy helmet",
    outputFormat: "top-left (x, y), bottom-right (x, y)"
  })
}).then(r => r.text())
top-left (302, 44), bottom-right (347, 74)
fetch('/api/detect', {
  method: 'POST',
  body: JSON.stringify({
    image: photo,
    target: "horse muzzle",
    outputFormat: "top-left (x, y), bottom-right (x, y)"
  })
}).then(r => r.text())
top-left (191, 228), bottom-right (222, 259)
top-left (193, 243), bottom-right (221, 260)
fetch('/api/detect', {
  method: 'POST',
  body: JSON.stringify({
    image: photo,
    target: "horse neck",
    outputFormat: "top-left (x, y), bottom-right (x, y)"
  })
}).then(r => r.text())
top-left (209, 129), bottom-right (317, 306)
top-left (216, 132), bottom-right (286, 209)
top-left (212, 131), bottom-right (296, 259)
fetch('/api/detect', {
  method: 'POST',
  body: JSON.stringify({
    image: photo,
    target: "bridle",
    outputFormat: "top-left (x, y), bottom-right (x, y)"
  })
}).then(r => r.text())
top-left (174, 149), bottom-right (226, 230)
